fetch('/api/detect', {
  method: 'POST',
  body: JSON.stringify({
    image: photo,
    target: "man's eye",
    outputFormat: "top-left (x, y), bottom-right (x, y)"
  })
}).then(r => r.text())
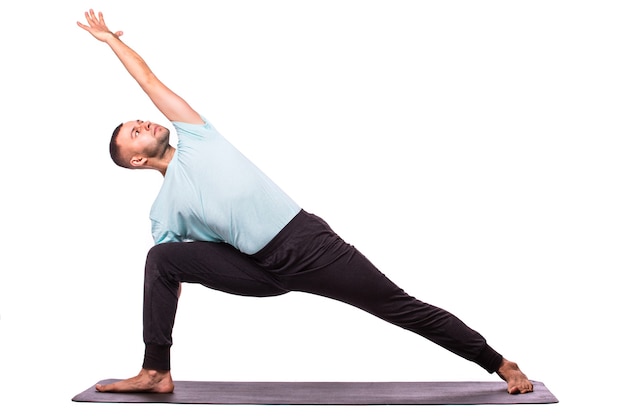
top-left (134, 130), bottom-right (139, 136)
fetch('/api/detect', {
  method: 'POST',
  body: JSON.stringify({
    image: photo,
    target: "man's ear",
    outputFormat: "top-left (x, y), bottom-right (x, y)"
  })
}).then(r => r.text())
top-left (130, 155), bottom-right (148, 167)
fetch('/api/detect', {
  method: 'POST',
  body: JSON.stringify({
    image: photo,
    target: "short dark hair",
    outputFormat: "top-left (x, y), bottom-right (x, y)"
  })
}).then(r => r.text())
top-left (109, 123), bottom-right (128, 168)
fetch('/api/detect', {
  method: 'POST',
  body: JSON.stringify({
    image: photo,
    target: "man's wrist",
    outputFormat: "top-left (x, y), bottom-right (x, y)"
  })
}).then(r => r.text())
top-left (103, 31), bottom-right (121, 45)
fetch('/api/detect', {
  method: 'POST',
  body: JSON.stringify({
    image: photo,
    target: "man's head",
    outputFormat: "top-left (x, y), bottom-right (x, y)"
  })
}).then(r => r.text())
top-left (109, 120), bottom-right (171, 169)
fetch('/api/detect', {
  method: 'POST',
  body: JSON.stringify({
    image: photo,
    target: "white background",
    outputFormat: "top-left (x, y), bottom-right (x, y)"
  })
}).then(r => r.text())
top-left (1, 1), bottom-right (624, 416)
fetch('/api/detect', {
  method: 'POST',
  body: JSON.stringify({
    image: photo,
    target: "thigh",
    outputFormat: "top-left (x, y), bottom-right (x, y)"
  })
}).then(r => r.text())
top-left (147, 241), bottom-right (287, 297)
top-left (254, 211), bottom-right (411, 314)
top-left (282, 244), bottom-right (413, 318)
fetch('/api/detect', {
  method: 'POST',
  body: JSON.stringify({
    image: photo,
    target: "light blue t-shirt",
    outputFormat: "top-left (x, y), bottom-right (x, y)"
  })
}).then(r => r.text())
top-left (150, 117), bottom-right (300, 254)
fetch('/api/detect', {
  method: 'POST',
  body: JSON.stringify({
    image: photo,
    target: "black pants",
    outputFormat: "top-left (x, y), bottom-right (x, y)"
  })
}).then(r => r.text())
top-left (142, 210), bottom-right (503, 373)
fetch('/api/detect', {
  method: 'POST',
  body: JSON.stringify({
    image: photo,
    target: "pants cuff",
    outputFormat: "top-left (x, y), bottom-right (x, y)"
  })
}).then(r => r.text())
top-left (143, 344), bottom-right (171, 371)
top-left (475, 344), bottom-right (503, 374)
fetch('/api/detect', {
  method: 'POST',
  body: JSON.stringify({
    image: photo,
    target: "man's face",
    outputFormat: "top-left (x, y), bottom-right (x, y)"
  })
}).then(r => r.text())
top-left (117, 120), bottom-right (170, 167)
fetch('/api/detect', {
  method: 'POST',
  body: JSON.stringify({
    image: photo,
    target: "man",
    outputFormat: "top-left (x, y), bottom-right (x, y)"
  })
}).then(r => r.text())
top-left (77, 9), bottom-right (533, 395)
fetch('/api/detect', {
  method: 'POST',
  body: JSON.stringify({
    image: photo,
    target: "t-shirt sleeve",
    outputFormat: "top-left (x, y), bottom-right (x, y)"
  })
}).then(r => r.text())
top-left (172, 116), bottom-right (214, 140)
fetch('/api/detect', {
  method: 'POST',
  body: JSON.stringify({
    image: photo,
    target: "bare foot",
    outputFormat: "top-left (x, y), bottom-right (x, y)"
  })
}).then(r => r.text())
top-left (496, 358), bottom-right (533, 394)
top-left (96, 368), bottom-right (174, 393)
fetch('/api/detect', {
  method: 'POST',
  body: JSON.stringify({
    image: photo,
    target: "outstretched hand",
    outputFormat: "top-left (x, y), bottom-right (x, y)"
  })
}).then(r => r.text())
top-left (77, 9), bottom-right (123, 42)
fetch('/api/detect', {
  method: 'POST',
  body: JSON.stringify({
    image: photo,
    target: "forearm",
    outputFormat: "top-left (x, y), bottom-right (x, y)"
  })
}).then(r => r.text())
top-left (104, 33), bottom-right (157, 90)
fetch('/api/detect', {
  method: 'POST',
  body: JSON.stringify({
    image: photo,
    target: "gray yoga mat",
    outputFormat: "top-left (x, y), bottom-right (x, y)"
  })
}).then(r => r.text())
top-left (72, 380), bottom-right (558, 405)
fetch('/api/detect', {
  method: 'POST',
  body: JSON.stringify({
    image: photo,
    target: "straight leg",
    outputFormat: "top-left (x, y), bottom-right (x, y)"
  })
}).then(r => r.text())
top-left (253, 210), bottom-right (502, 373)
top-left (284, 245), bottom-right (502, 372)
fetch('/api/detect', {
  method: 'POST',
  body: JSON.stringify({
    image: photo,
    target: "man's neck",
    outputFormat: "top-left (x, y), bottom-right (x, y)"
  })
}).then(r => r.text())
top-left (155, 145), bottom-right (176, 176)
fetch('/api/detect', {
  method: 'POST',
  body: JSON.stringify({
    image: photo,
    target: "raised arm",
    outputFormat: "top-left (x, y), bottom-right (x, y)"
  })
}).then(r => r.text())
top-left (77, 9), bottom-right (203, 124)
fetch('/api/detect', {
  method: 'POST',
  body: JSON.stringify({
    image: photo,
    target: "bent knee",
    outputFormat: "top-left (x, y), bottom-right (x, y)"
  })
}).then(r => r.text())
top-left (145, 242), bottom-right (185, 274)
